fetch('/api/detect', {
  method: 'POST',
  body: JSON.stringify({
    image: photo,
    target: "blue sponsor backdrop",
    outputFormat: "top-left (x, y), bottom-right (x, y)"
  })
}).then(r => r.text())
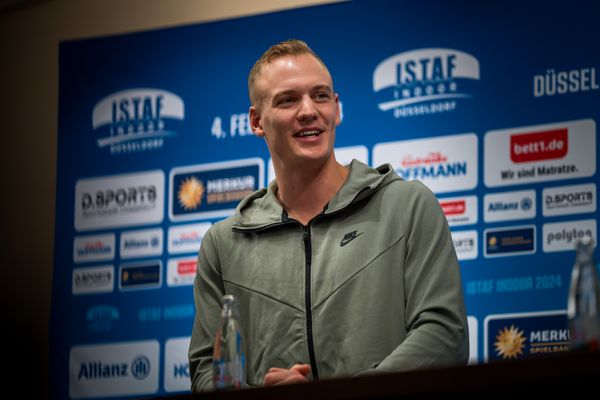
top-left (52, 0), bottom-right (600, 398)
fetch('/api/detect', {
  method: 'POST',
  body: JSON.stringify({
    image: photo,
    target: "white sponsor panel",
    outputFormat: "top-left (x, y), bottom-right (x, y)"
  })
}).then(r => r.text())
top-left (268, 145), bottom-right (369, 183)
top-left (484, 190), bottom-right (536, 222)
top-left (75, 170), bottom-right (164, 231)
top-left (467, 316), bottom-right (478, 365)
top-left (542, 183), bottom-right (596, 217)
top-left (73, 234), bottom-right (115, 263)
top-left (69, 340), bottom-right (159, 398)
top-left (120, 228), bottom-right (163, 259)
top-left (542, 219), bottom-right (597, 253)
top-left (438, 195), bottom-right (478, 226)
top-left (168, 222), bottom-right (211, 255)
top-left (72, 265), bottom-right (114, 295)
top-left (451, 230), bottom-right (478, 261)
top-left (164, 337), bottom-right (191, 392)
top-left (372, 133), bottom-right (477, 194)
top-left (167, 257), bottom-right (197, 287)
top-left (484, 119), bottom-right (596, 187)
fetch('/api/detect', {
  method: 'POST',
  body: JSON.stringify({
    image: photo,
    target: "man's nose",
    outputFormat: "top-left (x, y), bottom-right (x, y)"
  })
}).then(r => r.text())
top-left (297, 96), bottom-right (318, 121)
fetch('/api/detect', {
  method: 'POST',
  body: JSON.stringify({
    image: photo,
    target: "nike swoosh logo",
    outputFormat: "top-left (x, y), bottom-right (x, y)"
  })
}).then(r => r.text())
top-left (340, 230), bottom-right (363, 247)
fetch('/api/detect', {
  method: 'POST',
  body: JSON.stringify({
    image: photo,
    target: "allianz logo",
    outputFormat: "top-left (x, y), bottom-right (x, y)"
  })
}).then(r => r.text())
top-left (92, 88), bottom-right (184, 153)
top-left (124, 237), bottom-right (160, 249)
top-left (488, 197), bottom-right (533, 212)
top-left (78, 355), bottom-right (151, 381)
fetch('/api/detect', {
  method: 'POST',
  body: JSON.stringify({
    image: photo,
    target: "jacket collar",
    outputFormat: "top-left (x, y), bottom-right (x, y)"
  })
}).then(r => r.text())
top-left (232, 159), bottom-right (400, 231)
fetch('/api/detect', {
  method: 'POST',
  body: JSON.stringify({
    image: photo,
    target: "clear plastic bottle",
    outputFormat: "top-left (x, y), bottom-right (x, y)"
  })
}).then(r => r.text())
top-left (567, 236), bottom-right (600, 351)
top-left (213, 294), bottom-right (246, 390)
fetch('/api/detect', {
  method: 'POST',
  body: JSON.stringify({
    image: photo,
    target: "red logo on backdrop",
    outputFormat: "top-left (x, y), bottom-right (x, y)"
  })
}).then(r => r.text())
top-left (177, 260), bottom-right (197, 274)
top-left (510, 128), bottom-right (568, 163)
top-left (402, 151), bottom-right (448, 167)
top-left (440, 200), bottom-right (466, 216)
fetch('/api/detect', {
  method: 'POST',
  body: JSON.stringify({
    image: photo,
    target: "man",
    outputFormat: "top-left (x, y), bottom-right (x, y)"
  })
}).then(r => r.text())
top-left (188, 39), bottom-right (469, 391)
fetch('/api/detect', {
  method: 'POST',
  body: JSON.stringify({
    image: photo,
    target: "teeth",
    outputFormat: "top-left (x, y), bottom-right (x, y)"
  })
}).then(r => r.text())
top-left (297, 130), bottom-right (319, 137)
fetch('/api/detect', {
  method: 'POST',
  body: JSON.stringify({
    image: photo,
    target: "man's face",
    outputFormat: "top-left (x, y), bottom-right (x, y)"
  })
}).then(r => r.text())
top-left (249, 54), bottom-right (340, 169)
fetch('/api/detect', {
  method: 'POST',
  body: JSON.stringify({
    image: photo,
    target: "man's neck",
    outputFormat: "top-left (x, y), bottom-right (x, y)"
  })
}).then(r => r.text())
top-left (274, 157), bottom-right (349, 225)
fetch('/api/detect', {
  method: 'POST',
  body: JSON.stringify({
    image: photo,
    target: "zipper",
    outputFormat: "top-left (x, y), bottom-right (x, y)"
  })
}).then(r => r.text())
top-left (303, 224), bottom-right (319, 380)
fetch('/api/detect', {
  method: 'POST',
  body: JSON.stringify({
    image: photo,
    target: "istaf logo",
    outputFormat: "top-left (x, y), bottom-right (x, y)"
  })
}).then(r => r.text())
top-left (92, 88), bottom-right (184, 155)
top-left (373, 48), bottom-right (480, 118)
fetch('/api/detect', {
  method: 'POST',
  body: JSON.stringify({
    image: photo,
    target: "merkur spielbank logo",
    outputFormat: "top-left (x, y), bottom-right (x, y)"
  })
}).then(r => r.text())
top-left (92, 88), bottom-right (184, 154)
top-left (373, 48), bottom-right (480, 118)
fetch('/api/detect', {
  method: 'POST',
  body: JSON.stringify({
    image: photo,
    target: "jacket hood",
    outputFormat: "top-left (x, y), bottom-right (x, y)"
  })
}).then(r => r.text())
top-left (232, 159), bottom-right (401, 230)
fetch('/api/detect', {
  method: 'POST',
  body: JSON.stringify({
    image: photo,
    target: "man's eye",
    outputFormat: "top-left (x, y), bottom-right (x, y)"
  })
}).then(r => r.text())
top-left (278, 97), bottom-right (295, 105)
top-left (315, 92), bottom-right (331, 100)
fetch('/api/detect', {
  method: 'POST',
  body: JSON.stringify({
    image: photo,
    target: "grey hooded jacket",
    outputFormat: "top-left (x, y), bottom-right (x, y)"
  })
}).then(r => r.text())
top-left (189, 159), bottom-right (469, 391)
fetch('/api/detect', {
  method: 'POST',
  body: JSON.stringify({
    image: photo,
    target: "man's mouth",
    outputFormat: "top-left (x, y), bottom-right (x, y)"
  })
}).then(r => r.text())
top-left (294, 129), bottom-right (322, 138)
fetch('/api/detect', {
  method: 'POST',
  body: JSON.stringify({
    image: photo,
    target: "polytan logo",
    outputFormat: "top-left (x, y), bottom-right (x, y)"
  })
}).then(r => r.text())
top-left (484, 119), bottom-right (596, 187)
top-left (543, 183), bottom-right (596, 217)
top-left (543, 219), bottom-right (596, 253)
top-left (484, 311), bottom-right (568, 362)
top-left (373, 133), bottom-right (477, 194)
top-left (69, 340), bottom-right (159, 399)
top-left (169, 158), bottom-right (263, 222)
top-left (168, 222), bottom-right (211, 254)
top-left (484, 190), bottom-right (536, 223)
top-left (73, 233), bottom-right (115, 263)
top-left (164, 337), bottom-right (191, 392)
top-left (438, 195), bottom-right (477, 226)
top-left (451, 230), bottom-right (478, 261)
top-left (72, 265), bottom-right (114, 295)
top-left (75, 170), bottom-right (164, 232)
top-left (167, 257), bottom-right (197, 287)
top-left (92, 88), bottom-right (184, 155)
top-left (120, 228), bottom-right (163, 259)
top-left (373, 48), bottom-right (479, 118)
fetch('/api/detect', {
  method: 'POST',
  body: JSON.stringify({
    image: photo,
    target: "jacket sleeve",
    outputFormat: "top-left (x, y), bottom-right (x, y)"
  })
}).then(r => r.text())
top-left (188, 227), bottom-right (225, 392)
top-left (359, 181), bottom-right (469, 374)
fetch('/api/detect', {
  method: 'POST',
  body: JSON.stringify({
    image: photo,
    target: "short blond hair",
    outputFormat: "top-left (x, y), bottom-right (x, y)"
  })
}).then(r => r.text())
top-left (248, 39), bottom-right (329, 107)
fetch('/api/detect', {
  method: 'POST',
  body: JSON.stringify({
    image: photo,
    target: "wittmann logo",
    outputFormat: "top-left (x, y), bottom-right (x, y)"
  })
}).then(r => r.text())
top-left (168, 222), bottom-right (211, 254)
top-left (373, 48), bottom-right (480, 118)
top-left (75, 170), bottom-right (164, 232)
top-left (439, 195), bottom-right (477, 226)
top-left (373, 133), bottom-right (477, 194)
top-left (69, 341), bottom-right (159, 398)
top-left (73, 234), bottom-right (115, 263)
top-left (484, 119), bottom-right (596, 187)
top-left (92, 88), bottom-right (184, 155)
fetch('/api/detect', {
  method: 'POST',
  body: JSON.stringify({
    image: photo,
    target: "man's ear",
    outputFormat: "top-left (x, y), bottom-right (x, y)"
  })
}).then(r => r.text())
top-left (249, 106), bottom-right (264, 137)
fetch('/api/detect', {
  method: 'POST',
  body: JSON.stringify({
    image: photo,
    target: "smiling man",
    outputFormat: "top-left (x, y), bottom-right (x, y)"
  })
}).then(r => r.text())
top-left (189, 39), bottom-right (469, 391)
